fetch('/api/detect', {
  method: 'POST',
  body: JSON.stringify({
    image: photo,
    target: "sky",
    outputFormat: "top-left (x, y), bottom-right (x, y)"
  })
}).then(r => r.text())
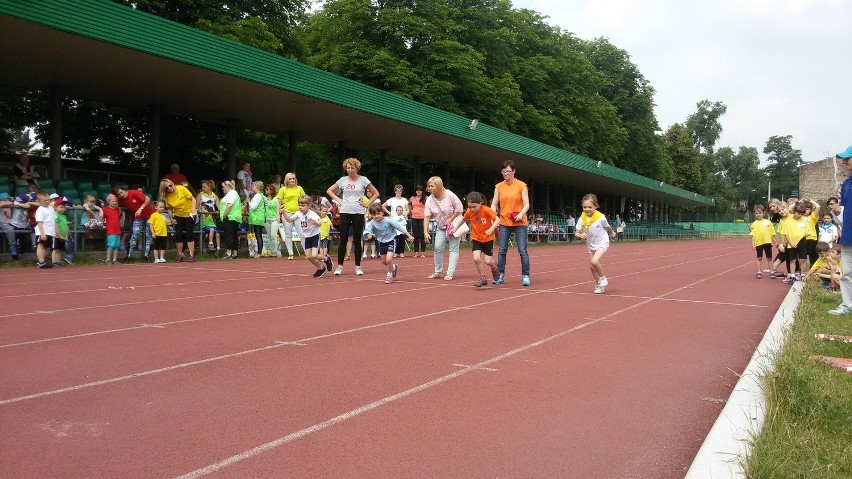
top-left (509, 0), bottom-right (852, 164)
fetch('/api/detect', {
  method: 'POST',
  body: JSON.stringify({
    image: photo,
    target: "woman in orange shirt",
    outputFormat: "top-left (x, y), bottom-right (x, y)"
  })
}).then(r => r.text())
top-left (490, 160), bottom-right (531, 286)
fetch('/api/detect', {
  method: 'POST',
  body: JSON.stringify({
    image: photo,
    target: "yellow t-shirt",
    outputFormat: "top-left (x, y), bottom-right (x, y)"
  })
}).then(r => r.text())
top-left (783, 215), bottom-right (810, 246)
top-left (148, 211), bottom-right (168, 237)
top-left (319, 215), bottom-right (332, 240)
top-left (165, 184), bottom-right (194, 218)
top-left (750, 219), bottom-right (775, 247)
top-left (275, 185), bottom-right (306, 214)
top-left (804, 212), bottom-right (818, 240)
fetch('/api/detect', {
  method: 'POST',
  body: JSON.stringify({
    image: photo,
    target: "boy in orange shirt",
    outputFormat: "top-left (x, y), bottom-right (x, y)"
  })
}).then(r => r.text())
top-left (463, 192), bottom-right (500, 287)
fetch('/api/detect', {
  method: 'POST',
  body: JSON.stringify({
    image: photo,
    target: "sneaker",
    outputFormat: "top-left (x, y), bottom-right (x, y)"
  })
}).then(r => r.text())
top-left (176, 255), bottom-right (184, 263)
top-left (769, 272), bottom-right (777, 279)
top-left (755, 272), bottom-right (762, 279)
top-left (313, 268), bottom-right (326, 278)
top-left (598, 276), bottom-right (608, 287)
top-left (827, 305), bottom-right (852, 315)
top-left (64, 258), bottom-right (73, 265)
top-left (782, 276), bottom-right (795, 285)
top-left (143, 255), bottom-right (149, 263)
top-left (188, 255), bottom-right (196, 263)
top-left (492, 274), bottom-right (505, 285)
top-left (288, 256), bottom-right (294, 261)
top-left (355, 266), bottom-right (364, 275)
top-left (362, 252), bottom-right (367, 259)
top-left (593, 285), bottom-right (604, 294)
top-left (334, 265), bottom-right (344, 275)
top-left (52, 261), bottom-right (64, 267)
top-left (392, 263), bottom-right (398, 278)
top-left (37, 261), bottom-right (53, 269)
top-left (325, 256), bottom-right (334, 271)
top-left (400, 253), bottom-right (405, 258)
top-left (385, 272), bottom-right (393, 284)
top-left (474, 277), bottom-right (488, 287)
top-left (522, 275), bottom-right (531, 287)
top-left (371, 254), bottom-right (376, 259)
top-left (491, 266), bottom-right (500, 281)
top-left (795, 272), bottom-right (802, 282)
top-left (121, 256), bottom-right (132, 264)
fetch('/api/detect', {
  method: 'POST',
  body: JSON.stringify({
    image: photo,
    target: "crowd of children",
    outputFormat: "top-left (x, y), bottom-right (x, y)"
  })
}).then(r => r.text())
top-left (749, 197), bottom-right (842, 291)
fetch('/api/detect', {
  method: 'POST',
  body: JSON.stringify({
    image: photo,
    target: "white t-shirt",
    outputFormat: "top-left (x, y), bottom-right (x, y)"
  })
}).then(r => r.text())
top-left (384, 197), bottom-right (409, 217)
top-left (581, 215), bottom-right (611, 251)
top-left (335, 175), bottom-right (372, 215)
top-left (35, 205), bottom-right (56, 236)
top-left (236, 170), bottom-right (253, 197)
top-left (291, 210), bottom-right (320, 239)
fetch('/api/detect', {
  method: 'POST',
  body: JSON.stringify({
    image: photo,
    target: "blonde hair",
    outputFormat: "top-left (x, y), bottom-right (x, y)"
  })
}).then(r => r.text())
top-left (221, 180), bottom-right (235, 191)
top-left (426, 176), bottom-right (445, 195)
top-left (284, 172), bottom-right (298, 186)
top-left (84, 195), bottom-right (95, 203)
top-left (298, 194), bottom-right (313, 205)
top-left (342, 157), bottom-right (361, 172)
top-left (581, 193), bottom-right (599, 208)
top-left (252, 180), bottom-right (264, 191)
top-left (158, 179), bottom-right (175, 201)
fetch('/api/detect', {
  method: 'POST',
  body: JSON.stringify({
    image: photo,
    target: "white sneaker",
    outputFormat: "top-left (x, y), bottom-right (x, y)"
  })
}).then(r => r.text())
top-left (593, 285), bottom-right (604, 294)
top-left (355, 266), bottom-right (364, 275)
top-left (827, 305), bottom-right (852, 315)
top-left (334, 266), bottom-right (344, 275)
top-left (598, 276), bottom-right (608, 287)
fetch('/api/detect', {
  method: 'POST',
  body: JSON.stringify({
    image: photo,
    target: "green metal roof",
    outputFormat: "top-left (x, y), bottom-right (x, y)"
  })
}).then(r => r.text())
top-left (0, 0), bottom-right (713, 207)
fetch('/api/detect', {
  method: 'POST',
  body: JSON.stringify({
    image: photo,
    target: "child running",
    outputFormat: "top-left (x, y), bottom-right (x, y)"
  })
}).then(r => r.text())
top-left (282, 195), bottom-right (334, 277)
top-left (575, 193), bottom-right (616, 294)
top-left (463, 192), bottom-right (500, 287)
top-left (149, 201), bottom-right (169, 263)
top-left (363, 202), bottom-right (414, 283)
top-left (749, 205), bottom-right (776, 279)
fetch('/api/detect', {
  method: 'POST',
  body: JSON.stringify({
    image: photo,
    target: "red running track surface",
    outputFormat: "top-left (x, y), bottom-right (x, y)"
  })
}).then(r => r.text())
top-left (0, 239), bottom-right (789, 478)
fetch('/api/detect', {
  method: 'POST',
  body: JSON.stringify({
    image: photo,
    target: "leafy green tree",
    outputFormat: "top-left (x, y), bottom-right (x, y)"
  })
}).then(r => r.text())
top-left (664, 123), bottom-right (705, 192)
top-left (763, 134), bottom-right (802, 199)
top-left (685, 100), bottom-right (727, 156)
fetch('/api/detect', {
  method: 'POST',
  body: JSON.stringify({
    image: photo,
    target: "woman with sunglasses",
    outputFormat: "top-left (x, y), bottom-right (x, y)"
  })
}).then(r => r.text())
top-left (159, 178), bottom-right (198, 262)
top-left (490, 160), bottom-right (531, 286)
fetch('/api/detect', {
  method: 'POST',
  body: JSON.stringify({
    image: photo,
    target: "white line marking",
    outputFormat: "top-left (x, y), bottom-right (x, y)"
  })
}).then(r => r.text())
top-left (274, 341), bottom-right (307, 347)
top-left (452, 363), bottom-right (498, 372)
top-left (172, 261), bottom-right (749, 478)
top-left (139, 323), bottom-right (165, 329)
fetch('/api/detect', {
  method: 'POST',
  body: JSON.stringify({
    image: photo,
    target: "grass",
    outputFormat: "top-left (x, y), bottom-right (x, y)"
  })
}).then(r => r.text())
top-left (746, 282), bottom-right (852, 479)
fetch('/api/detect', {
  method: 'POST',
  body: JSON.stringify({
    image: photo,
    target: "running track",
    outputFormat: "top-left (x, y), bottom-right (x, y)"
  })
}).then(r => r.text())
top-left (0, 239), bottom-right (789, 478)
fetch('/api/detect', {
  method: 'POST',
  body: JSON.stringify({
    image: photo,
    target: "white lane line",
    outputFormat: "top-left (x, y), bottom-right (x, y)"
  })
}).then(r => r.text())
top-left (0, 289), bottom-right (537, 405)
top-left (0, 285), bottom-right (444, 349)
top-left (452, 363), bottom-right (498, 372)
top-left (174, 263), bottom-right (736, 479)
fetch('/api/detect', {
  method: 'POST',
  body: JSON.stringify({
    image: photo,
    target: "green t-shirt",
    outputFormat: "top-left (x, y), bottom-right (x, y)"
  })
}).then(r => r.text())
top-left (264, 197), bottom-right (279, 220)
top-left (202, 212), bottom-right (216, 228)
top-left (55, 211), bottom-right (68, 239)
top-left (221, 194), bottom-right (243, 222)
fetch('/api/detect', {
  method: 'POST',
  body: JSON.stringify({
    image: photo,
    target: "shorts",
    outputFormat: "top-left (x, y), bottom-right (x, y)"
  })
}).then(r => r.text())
top-left (377, 239), bottom-right (395, 255)
top-left (52, 237), bottom-right (66, 251)
top-left (471, 239), bottom-right (494, 256)
top-left (153, 236), bottom-right (168, 250)
top-left (106, 234), bottom-right (121, 251)
top-left (38, 234), bottom-right (53, 247)
top-left (755, 243), bottom-right (772, 259)
top-left (303, 234), bottom-right (320, 249)
top-left (319, 238), bottom-right (329, 250)
top-left (202, 226), bottom-right (220, 235)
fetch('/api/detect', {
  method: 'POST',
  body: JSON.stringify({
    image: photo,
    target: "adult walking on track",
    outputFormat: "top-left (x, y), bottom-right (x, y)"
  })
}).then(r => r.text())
top-left (326, 157), bottom-right (380, 276)
top-left (423, 176), bottom-right (463, 280)
top-left (114, 184), bottom-right (154, 263)
top-left (159, 178), bottom-right (198, 263)
top-left (490, 160), bottom-right (531, 286)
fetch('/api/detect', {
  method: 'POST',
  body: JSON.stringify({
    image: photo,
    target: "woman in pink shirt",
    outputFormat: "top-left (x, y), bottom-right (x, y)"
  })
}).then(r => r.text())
top-left (408, 184), bottom-right (426, 257)
top-left (423, 176), bottom-right (463, 280)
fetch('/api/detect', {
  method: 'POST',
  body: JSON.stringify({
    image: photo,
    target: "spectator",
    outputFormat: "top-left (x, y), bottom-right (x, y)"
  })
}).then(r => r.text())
top-left (0, 192), bottom-right (18, 260)
top-left (490, 160), bottom-right (531, 286)
top-left (159, 178), bottom-right (198, 263)
top-left (566, 212), bottom-right (576, 244)
top-left (236, 162), bottom-right (253, 199)
top-left (409, 185), bottom-right (427, 257)
top-left (326, 157), bottom-right (380, 276)
top-left (162, 163), bottom-right (189, 187)
top-left (13, 153), bottom-right (40, 187)
top-left (114, 185), bottom-right (155, 262)
top-left (275, 172), bottom-right (307, 260)
top-left (219, 180), bottom-right (242, 259)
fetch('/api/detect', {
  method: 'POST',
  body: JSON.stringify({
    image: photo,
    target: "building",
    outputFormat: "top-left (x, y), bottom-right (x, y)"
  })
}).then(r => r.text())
top-left (799, 156), bottom-right (847, 202)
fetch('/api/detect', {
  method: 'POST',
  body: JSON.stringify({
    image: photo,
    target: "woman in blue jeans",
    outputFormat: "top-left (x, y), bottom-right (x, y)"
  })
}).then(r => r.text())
top-left (490, 160), bottom-right (531, 286)
top-left (423, 176), bottom-right (463, 280)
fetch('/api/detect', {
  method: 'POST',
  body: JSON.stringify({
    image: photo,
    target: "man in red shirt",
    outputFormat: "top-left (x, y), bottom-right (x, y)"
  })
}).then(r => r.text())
top-left (162, 163), bottom-right (189, 187)
top-left (113, 185), bottom-right (155, 262)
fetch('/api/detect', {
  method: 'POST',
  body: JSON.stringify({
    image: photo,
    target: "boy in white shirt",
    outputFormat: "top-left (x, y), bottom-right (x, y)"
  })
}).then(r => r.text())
top-left (282, 195), bottom-right (334, 278)
top-left (34, 191), bottom-right (55, 269)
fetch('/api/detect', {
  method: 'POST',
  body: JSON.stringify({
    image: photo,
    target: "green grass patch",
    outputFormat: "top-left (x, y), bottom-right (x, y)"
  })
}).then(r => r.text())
top-left (747, 284), bottom-right (852, 479)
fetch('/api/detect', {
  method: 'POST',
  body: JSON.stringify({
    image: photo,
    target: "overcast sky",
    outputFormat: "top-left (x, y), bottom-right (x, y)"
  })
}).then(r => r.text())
top-left (510, 0), bottom-right (852, 164)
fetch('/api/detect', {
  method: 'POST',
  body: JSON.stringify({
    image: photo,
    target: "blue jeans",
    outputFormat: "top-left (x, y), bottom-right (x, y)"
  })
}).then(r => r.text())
top-left (432, 228), bottom-right (460, 276)
top-left (497, 225), bottom-right (530, 276)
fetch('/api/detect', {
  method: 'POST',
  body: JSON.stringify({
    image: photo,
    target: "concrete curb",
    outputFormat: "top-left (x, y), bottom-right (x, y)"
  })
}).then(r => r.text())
top-left (684, 282), bottom-right (803, 478)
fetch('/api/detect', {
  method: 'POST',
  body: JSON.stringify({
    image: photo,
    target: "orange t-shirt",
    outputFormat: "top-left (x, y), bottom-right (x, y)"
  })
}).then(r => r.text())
top-left (495, 179), bottom-right (528, 226)
top-left (463, 205), bottom-right (498, 243)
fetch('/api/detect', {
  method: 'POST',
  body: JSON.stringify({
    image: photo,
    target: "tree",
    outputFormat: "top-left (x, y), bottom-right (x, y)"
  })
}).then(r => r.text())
top-left (763, 134), bottom-right (802, 199)
top-left (664, 123), bottom-right (705, 192)
top-left (685, 100), bottom-right (727, 156)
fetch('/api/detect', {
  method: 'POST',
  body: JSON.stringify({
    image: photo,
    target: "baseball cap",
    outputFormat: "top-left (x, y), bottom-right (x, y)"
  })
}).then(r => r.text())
top-left (15, 193), bottom-right (30, 202)
top-left (54, 197), bottom-right (67, 206)
top-left (0, 192), bottom-right (10, 201)
top-left (48, 193), bottom-right (60, 200)
top-left (62, 196), bottom-right (74, 207)
top-left (836, 146), bottom-right (852, 160)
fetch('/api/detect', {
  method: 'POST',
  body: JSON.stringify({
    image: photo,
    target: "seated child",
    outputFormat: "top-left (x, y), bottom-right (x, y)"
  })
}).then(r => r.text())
top-left (201, 204), bottom-right (221, 252)
top-left (803, 241), bottom-right (841, 290)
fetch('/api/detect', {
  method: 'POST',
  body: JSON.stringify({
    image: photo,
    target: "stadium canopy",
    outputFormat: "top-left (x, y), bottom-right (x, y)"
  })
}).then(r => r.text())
top-left (0, 0), bottom-right (713, 208)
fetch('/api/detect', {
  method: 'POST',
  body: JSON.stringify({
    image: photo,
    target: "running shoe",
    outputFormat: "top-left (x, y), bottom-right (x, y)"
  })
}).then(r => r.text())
top-left (176, 255), bottom-right (184, 263)
top-left (492, 274), bottom-right (505, 285)
top-left (334, 265), bottom-right (344, 275)
top-left (188, 255), bottom-right (196, 263)
top-left (385, 272), bottom-right (393, 284)
top-left (121, 256), bottom-right (132, 264)
top-left (522, 275), bottom-right (531, 287)
top-left (593, 285), bottom-right (604, 294)
top-left (313, 268), bottom-right (326, 278)
top-left (355, 266), bottom-right (364, 275)
top-left (392, 263), bottom-right (398, 278)
top-left (491, 265), bottom-right (500, 280)
top-left (827, 305), bottom-right (852, 315)
top-left (474, 277), bottom-right (488, 287)
top-left (325, 255), bottom-right (334, 271)
top-left (598, 276), bottom-right (608, 287)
